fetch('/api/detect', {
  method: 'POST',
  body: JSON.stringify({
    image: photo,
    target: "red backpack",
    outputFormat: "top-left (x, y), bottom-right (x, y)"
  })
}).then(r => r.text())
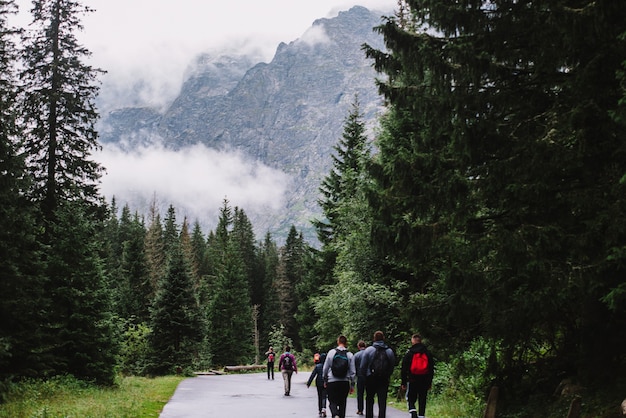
top-left (410, 352), bottom-right (429, 375)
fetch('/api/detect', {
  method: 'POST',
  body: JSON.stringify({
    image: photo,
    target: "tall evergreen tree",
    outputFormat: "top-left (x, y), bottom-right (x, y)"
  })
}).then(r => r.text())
top-left (0, 0), bottom-right (47, 383)
top-left (20, 0), bottom-right (104, 220)
top-left (44, 202), bottom-right (117, 384)
top-left (118, 212), bottom-right (150, 322)
top-left (258, 232), bottom-right (280, 351)
top-left (364, 0), bottom-right (626, 389)
top-left (276, 225), bottom-right (305, 350)
top-left (311, 99), bottom-right (399, 348)
top-left (144, 200), bottom-right (166, 296)
top-left (149, 241), bottom-right (204, 375)
top-left (17, 0), bottom-right (116, 384)
top-left (206, 200), bottom-right (253, 365)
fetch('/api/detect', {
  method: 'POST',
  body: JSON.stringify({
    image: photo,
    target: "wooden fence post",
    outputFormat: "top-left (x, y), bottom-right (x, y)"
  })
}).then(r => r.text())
top-left (483, 386), bottom-right (498, 418)
top-left (566, 396), bottom-right (581, 418)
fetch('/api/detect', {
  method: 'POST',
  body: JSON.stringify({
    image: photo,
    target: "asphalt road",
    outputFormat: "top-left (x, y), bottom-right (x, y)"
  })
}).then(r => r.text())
top-left (159, 371), bottom-right (408, 418)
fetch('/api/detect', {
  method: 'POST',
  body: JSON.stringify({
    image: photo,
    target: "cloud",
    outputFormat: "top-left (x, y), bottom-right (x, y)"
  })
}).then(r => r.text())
top-left (299, 26), bottom-right (331, 47)
top-left (96, 142), bottom-right (290, 231)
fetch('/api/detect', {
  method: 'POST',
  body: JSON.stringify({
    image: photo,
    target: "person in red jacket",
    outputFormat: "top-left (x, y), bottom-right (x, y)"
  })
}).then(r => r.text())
top-left (400, 334), bottom-right (434, 418)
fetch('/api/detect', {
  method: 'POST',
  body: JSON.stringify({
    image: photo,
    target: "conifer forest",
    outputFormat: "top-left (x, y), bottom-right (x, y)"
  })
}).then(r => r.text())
top-left (1, 0), bottom-right (625, 413)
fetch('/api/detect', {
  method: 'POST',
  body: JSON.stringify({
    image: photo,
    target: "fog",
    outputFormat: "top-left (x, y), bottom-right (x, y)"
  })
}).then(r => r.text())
top-left (97, 142), bottom-right (291, 232)
top-left (13, 0), bottom-right (395, 236)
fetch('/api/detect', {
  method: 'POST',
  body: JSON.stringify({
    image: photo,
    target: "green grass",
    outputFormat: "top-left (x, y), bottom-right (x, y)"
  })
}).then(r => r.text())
top-left (0, 375), bottom-right (185, 418)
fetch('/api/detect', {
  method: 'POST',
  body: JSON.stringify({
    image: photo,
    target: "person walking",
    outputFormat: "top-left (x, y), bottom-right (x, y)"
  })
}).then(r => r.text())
top-left (401, 334), bottom-right (434, 418)
top-left (264, 346), bottom-right (276, 380)
top-left (307, 352), bottom-right (328, 417)
top-left (323, 335), bottom-right (355, 418)
top-left (359, 331), bottom-right (395, 418)
top-left (278, 345), bottom-right (297, 396)
top-left (353, 340), bottom-right (367, 415)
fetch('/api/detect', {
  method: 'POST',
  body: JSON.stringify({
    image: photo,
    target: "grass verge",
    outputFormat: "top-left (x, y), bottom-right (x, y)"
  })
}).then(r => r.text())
top-left (0, 374), bottom-right (185, 418)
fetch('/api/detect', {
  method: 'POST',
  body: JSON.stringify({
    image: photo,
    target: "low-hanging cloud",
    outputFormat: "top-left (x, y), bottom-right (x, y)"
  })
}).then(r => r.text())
top-left (96, 142), bottom-right (290, 230)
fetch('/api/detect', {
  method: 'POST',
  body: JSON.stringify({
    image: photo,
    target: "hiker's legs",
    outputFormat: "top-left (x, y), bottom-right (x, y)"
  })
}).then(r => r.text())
top-left (335, 381), bottom-right (350, 418)
top-left (417, 388), bottom-right (428, 417)
top-left (316, 385), bottom-right (327, 411)
top-left (364, 377), bottom-right (377, 418)
top-left (326, 382), bottom-right (340, 417)
top-left (282, 370), bottom-right (292, 394)
top-left (406, 382), bottom-right (418, 418)
top-left (377, 379), bottom-right (389, 418)
top-left (356, 375), bottom-right (365, 413)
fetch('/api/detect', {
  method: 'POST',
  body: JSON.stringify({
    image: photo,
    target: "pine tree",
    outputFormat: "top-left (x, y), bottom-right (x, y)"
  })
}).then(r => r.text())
top-left (144, 200), bottom-right (165, 296)
top-left (44, 202), bottom-right (117, 384)
top-left (0, 0), bottom-right (48, 383)
top-left (149, 241), bottom-right (204, 374)
top-left (20, 0), bottom-right (104, 220)
top-left (119, 212), bottom-right (150, 322)
top-left (17, 0), bottom-right (116, 384)
top-left (258, 232), bottom-right (280, 351)
top-left (206, 200), bottom-right (253, 365)
top-left (364, 0), bottom-right (626, 386)
top-left (276, 225), bottom-right (305, 350)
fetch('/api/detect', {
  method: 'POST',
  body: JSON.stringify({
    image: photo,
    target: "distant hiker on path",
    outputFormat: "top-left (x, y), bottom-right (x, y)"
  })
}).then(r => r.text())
top-left (359, 331), bottom-right (396, 418)
top-left (353, 340), bottom-right (367, 415)
top-left (307, 351), bottom-right (328, 417)
top-left (265, 346), bottom-right (276, 380)
top-left (323, 335), bottom-right (356, 418)
top-left (278, 345), bottom-right (297, 396)
top-left (401, 334), bottom-right (434, 418)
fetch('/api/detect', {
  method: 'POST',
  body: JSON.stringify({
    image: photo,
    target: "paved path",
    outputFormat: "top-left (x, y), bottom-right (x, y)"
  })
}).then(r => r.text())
top-left (159, 371), bottom-right (408, 418)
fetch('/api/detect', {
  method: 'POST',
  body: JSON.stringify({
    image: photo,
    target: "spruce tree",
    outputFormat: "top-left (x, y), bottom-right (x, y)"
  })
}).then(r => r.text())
top-left (18, 0), bottom-right (116, 383)
top-left (144, 200), bottom-right (166, 296)
top-left (119, 212), bottom-right (150, 322)
top-left (206, 200), bottom-right (253, 365)
top-left (149, 240), bottom-right (204, 375)
top-left (364, 0), bottom-right (626, 387)
top-left (276, 225), bottom-right (305, 350)
top-left (0, 0), bottom-right (48, 383)
top-left (20, 0), bottom-right (104, 220)
top-left (258, 232), bottom-right (280, 351)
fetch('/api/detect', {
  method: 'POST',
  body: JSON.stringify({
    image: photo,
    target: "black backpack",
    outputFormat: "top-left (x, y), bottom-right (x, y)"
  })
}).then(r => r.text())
top-left (331, 349), bottom-right (349, 378)
top-left (370, 346), bottom-right (392, 377)
top-left (282, 353), bottom-right (293, 370)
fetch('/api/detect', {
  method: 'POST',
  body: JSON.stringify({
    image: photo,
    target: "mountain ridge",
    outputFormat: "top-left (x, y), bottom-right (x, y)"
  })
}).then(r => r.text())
top-left (98, 6), bottom-right (387, 242)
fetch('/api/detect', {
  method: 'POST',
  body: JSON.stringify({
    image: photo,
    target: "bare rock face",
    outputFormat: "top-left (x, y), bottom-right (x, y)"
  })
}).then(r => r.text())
top-left (98, 6), bottom-right (387, 241)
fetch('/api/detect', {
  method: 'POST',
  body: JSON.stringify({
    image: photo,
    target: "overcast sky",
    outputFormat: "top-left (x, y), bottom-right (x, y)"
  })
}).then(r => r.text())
top-left (14, 0), bottom-right (396, 235)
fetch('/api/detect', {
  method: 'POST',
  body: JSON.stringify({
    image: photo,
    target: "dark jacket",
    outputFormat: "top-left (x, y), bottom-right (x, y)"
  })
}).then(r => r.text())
top-left (358, 340), bottom-right (395, 379)
top-left (307, 362), bottom-right (325, 387)
top-left (400, 343), bottom-right (434, 385)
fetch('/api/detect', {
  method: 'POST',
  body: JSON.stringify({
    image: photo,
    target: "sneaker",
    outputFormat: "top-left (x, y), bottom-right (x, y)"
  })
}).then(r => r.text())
top-left (321, 411), bottom-right (327, 417)
top-left (356, 412), bottom-right (363, 415)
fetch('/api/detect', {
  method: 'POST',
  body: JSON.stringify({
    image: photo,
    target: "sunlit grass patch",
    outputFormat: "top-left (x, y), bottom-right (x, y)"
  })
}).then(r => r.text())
top-left (0, 374), bottom-right (184, 418)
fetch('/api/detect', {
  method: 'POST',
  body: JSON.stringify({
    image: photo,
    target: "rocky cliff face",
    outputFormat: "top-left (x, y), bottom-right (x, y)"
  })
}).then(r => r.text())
top-left (99, 6), bottom-right (387, 242)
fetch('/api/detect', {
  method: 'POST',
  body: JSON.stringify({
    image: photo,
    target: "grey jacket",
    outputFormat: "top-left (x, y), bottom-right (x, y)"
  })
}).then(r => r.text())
top-left (323, 346), bottom-right (356, 385)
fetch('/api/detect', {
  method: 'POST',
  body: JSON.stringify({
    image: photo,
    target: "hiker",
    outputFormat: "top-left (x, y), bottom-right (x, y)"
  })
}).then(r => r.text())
top-left (264, 346), bottom-right (276, 380)
top-left (323, 335), bottom-right (355, 418)
top-left (401, 334), bottom-right (434, 418)
top-left (353, 340), bottom-right (367, 415)
top-left (359, 331), bottom-right (396, 418)
top-left (307, 352), bottom-right (328, 417)
top-left (278, 345), bottom-right (297, 396)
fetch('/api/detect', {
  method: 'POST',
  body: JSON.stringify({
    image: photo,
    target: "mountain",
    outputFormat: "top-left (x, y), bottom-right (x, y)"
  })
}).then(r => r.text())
top-left (98, 6), bottom-right (387, 243)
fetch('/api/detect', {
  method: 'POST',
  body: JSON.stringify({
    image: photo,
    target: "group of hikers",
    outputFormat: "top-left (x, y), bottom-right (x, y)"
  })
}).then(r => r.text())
top-left (264, 331), bottom-right (434, 418)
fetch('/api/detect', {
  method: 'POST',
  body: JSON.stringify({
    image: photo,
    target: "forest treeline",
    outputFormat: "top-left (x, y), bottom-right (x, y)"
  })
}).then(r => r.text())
top-left (1, 0), bottom-right (626, 413)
